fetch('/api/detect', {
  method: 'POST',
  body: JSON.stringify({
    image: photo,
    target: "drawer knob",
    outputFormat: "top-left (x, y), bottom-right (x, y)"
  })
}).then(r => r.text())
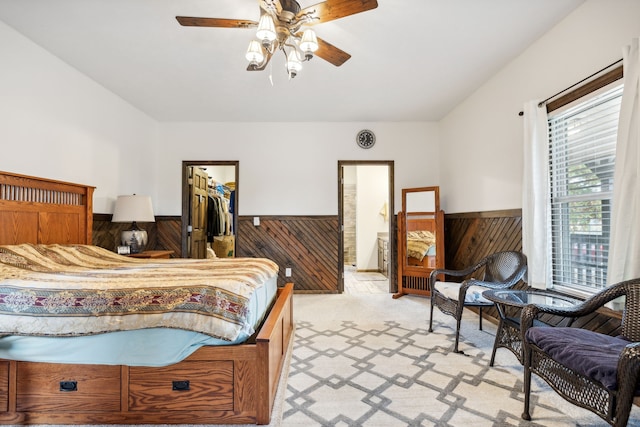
top-left (172, 380), bottom-right (190, 391)
top-left (59, 381), bottom-right (78, 392)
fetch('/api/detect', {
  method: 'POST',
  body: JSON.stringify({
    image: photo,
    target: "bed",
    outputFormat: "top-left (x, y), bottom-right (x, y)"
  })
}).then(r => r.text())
top-left (0, 171), bottom-right (294, 425)
top-left (406, 228), bottom-right (437, 268)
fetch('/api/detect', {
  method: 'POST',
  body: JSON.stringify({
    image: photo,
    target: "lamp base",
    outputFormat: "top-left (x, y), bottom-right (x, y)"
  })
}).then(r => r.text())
top-left (121, 229), bottom-right (148, 254)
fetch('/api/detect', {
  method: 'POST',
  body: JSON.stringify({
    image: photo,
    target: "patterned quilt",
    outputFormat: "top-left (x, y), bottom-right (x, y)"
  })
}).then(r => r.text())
top-left (406, 230), bottom-right (436, 261)
top-left (0, 244), bottom-right (279, 341)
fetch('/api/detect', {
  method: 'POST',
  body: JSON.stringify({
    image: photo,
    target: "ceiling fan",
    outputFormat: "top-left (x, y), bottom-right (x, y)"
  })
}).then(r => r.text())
top-left (176, 0), bottom-right (378, 78)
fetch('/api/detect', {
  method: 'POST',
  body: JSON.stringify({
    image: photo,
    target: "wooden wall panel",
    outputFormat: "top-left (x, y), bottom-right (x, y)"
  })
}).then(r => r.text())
top-left (93, 214), bottom-right (179, 257)
top-left (442, 209), bottom-right (525, 324)
top-left (93, 213), bottom-right (134, 251)
top-left (155, 216), bottom-right (183, 257)
top-left (237, 216), bottom-right (339, 293)
top-left (444, 209), bottom-right (523, 271)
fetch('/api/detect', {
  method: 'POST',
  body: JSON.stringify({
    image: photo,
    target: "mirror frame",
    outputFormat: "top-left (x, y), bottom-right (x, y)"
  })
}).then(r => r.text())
top-left (402, 186), bottom-right (440, 216)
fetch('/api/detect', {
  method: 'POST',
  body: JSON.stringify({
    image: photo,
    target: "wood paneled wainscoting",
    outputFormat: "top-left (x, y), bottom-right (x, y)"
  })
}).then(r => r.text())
top-left (94, 209), bottom-right (525, 294)
top-left (93, 214), bottom-right (182, 256)
top-left (93, 214), bottom-right (340, 292)
top-left (443, 209), bottom-right (525, 324)
top-left (237, 216), bottom-right (339, 293)
top-left (444, 209), bottom-right (523, 270)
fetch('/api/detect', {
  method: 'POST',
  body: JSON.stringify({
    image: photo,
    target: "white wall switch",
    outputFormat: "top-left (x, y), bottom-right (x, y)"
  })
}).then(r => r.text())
top-left (285, 268), bottom-right (292, 277)
top-left (253, 216), bottom-right (260, 226)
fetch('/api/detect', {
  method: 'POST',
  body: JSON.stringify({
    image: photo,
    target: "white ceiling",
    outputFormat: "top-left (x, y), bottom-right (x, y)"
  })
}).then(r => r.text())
top-left (0, 0), bottom-right (584, 122)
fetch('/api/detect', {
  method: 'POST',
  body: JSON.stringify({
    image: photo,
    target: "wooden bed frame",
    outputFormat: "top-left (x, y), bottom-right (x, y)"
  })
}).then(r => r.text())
top-left (0, 171), bottom-right (294, 425)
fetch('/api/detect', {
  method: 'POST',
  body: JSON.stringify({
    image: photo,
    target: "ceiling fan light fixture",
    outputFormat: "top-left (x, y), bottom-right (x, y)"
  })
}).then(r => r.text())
top-left (286, 50), bottom-right (302, 78)
top-left (299, 29), bottom-right (318, 60)
top-left (177, 0), bottom-right (379, 80)
top-left (256, 14), bottom-right (276, 45)
top-left (245, 40), bottom-right (264, 66)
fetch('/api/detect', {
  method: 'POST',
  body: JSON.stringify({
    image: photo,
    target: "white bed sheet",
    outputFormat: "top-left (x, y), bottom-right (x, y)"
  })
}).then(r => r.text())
top-left (0, 275), bottom-right (278, 367)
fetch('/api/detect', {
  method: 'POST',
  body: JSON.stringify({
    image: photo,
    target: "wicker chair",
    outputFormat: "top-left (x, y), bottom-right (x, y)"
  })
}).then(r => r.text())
top-left (428, 251), bottom-right (527, 353)
top-left (521, 278), bottom-right (640, 427)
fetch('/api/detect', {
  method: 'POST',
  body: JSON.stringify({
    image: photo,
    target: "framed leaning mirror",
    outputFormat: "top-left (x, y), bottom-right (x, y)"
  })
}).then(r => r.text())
top-left (394, 186), bottom-right (444, 298)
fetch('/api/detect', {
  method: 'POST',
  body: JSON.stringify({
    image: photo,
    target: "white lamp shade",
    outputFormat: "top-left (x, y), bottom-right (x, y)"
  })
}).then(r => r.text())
top-left (246, 40), bottom-right (265, 64)
top-left (300, 29), bottom-right (318, 53)
top-left (287, 50), bottom-right (302, 73)
top-left (256, 14), bottom-right (276, 43)
top-left (112, 195), bottom-right (155, 223)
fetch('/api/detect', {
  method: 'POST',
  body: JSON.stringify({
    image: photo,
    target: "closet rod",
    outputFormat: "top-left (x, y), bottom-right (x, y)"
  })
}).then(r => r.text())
top-left (517, 58), bottom-right (623, 116)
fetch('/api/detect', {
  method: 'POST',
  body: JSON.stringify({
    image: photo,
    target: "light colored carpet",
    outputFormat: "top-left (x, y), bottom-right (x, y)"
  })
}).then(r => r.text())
top-left (352, 272), bottom-right (387, 282)
top-left (283, 292), bottom-right (640, 427)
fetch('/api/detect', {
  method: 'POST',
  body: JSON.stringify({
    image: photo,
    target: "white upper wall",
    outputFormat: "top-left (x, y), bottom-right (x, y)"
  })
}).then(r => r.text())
top-left (154, 122), bottom-right (439, 216)
top-left (0, 20), bottom-right (157, 214)
top-left (439, 0), bottom-right (640, 213)
top-left (0, 19), bottom-right (440, 217)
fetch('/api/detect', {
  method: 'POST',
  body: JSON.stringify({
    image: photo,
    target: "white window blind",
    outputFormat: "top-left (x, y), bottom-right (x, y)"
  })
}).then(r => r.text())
top-left (547, 83), bottom-right (622, 295)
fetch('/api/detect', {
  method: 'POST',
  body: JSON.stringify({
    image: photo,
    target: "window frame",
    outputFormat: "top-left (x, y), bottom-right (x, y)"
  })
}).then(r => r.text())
top-left (545, 66), bottom-right (623, 297)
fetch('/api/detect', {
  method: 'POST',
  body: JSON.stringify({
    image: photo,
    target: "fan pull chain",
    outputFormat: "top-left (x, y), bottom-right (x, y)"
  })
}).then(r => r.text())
top-left (269, 59), bottom-right (274, 86)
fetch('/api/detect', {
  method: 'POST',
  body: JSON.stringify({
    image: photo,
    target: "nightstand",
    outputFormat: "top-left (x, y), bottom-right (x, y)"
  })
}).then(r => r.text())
top-left (126, 250), bottom-right (174, 259)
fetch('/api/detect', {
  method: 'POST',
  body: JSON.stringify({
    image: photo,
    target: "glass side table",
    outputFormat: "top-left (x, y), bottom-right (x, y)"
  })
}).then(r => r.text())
top-left (482, 289), bottom-right (580, 366)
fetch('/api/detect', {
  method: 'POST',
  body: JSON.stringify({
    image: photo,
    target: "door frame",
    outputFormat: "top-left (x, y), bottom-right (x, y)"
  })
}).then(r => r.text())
top-left (338, 160), bottom-right (395, 293)
top-left (181, 160), bottom-right (239, 258)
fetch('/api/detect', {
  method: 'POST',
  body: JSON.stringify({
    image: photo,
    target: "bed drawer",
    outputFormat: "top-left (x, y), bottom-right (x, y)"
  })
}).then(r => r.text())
top-left (16, 362), bottom-right (121, 412)
top-left (129, 360), bottom-right (234, 411)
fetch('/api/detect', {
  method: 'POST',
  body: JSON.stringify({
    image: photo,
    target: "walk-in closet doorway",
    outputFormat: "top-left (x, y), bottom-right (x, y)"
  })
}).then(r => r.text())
top-left (181, 160), bottom-right (238, 259)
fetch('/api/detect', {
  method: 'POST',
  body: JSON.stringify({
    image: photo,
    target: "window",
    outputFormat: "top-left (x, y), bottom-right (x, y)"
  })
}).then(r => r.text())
top-left (547, 83), bottom-right (623, 295)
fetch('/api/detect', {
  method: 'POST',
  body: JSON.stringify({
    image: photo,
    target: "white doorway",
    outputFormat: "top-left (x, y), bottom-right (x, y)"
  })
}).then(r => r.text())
top-left (338, 161), bottom-right (394, 294)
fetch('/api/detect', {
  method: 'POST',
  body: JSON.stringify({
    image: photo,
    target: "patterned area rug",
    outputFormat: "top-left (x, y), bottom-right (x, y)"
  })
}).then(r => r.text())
top-left (282, 294), bottom-right (640, 427)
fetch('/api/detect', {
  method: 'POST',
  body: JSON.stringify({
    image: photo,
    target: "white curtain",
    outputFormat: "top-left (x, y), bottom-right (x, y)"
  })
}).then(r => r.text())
top-left (522, 100), bottom-right (550, 289)
top-left (608, 37), bottom-right (640, 284)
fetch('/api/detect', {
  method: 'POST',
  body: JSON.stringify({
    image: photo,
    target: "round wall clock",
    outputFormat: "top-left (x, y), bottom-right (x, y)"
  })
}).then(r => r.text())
top-left (356, 129), bottom-right (376, 149)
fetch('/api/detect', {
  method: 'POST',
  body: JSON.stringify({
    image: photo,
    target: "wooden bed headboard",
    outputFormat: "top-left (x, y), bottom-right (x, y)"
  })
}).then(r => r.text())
top-left (0, 171), bottom-right (94, 245)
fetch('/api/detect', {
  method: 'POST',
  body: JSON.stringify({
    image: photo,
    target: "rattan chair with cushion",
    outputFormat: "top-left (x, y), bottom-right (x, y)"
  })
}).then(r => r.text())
top-left (428, 250), bottom-right (527, 353)
top-left (521, 277), bottom-right (640, 427)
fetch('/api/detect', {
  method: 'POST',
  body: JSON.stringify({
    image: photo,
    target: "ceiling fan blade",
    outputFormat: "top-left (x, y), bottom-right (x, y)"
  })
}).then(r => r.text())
top-left (314, 37), bottom-right (351, 66)
top-left (247, 50), bottom-right (274, 71)
top-left (176, 16), bottom-right (258, 29)
top-left (299, 0), bottom-right (378, 24)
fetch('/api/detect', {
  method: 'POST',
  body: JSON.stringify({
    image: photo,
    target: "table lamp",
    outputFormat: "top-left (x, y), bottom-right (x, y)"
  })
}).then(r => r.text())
top-left (112, 195), bottom-right (155, 253)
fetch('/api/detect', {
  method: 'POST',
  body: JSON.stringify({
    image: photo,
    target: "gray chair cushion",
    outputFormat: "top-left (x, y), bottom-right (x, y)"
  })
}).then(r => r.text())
top-left (433, 281), bottom-right (492, 304)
